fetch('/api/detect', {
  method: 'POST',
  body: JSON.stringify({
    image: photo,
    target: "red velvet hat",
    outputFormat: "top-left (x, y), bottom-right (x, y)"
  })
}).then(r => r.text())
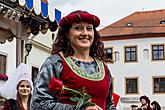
top-left (59, 10), bottom-right (100, 27)
top-left (140, 95), bottom-right (150, 104)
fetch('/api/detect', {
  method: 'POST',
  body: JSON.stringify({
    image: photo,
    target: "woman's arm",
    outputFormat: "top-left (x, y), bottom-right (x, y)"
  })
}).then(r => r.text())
top-left (30, 54), bottom-right (80, 110)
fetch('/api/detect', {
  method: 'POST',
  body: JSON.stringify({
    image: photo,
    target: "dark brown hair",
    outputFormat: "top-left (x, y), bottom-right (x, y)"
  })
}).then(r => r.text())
top-left (151, 101), bottom-right (161, 110)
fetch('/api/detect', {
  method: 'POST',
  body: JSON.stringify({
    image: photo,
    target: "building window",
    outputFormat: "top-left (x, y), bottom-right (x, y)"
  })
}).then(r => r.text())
top-left (0, 54), bottom-right (6, 74)
top-left (125, 78), bottom-right (138, 94)
top-left (125, 46), bottom-right (137, 62)
top-left (152, 45), bottom-right (164, 60)
top-left (126, 23), bottom-right (132, 27)
top-left (32, 66), bottom-right (39, 83)
top-left (160, 20), bottom-right (165, 24)
top-left (153, 77), bottom-right (165, 93)
top-left (104, 48), bottom-right (113, 62)
top-left (0, 54), bottom-right (8, 81)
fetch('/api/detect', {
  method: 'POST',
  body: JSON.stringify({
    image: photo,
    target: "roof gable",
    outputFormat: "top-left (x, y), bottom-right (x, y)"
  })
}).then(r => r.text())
top-left (99, 9), bottom-right (165, 39)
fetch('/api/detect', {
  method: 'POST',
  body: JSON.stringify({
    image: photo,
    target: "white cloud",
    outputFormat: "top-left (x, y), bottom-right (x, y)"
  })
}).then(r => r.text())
top-left (49, 0), bottom-right (165, 29)
top-left (48, 0), bottom-right (85, 7)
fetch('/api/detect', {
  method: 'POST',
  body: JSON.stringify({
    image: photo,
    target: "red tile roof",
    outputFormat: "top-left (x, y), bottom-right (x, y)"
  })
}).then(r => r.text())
top-left (99, 9), bottom-right (165, 39)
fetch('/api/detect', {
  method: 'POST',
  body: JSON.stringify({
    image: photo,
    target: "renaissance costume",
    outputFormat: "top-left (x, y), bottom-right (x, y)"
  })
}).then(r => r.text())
top-left (30, 52), bottom-right (116, 110)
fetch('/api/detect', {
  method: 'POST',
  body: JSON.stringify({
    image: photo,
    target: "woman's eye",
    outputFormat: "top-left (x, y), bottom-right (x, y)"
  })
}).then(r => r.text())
top-left (20, 85), bottom-right (25, 87)
top-left (86, 27), bottom-right (93, 31)
top-left (20, 85), bottom-right (30, 88)
top-left (73, 25), bottom-right (93, 31)
top-left (26, 85), bottom-right (30, 88)
top-left (74, 26), bottom-right (83, 30)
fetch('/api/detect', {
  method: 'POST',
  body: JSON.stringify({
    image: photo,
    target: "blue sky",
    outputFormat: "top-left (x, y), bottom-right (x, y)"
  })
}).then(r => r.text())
top-left (49, 0), bottom-right (165, 30)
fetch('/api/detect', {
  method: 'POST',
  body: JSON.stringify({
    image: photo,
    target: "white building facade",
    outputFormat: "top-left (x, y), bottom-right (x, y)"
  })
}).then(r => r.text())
top-left (103, 37), bottom-right (165, 110)
top-left (0, 39), bottom-right (16, 86)
top-left (26, 30), bottom-right (55, 81)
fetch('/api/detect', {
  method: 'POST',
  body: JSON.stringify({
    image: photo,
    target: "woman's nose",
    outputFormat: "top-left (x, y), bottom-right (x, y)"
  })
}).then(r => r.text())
top-left (81, 28), bottom-right (88, 35)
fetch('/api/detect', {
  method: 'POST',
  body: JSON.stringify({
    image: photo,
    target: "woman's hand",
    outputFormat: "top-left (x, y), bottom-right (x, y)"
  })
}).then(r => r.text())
top-left (85, 105), bottom-right (103, 110)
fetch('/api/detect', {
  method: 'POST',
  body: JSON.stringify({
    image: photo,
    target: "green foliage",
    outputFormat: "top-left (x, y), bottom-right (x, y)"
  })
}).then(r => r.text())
top-left (70, 92), bottom-right (95, 109)
top-left (76, 98), bottom-right (84, 108)
top-left (70, 97), bottom-right (80, 102)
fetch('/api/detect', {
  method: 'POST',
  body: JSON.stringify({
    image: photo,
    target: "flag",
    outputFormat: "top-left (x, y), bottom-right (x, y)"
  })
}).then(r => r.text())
top-left (112, 92), bottom-right (120, 108)
top-left (55, 9), bottom-right (61, 24)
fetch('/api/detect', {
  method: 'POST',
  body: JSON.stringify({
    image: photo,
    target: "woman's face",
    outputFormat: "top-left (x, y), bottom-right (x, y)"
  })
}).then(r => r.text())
top-left (18, 80), bottom-right (31, 97)
top-left (151, 104), bottom-right (155, 109)
top-left (140, 99), bottom-right (148, 106)
top-left (68, 22), bottom-right (94, 52)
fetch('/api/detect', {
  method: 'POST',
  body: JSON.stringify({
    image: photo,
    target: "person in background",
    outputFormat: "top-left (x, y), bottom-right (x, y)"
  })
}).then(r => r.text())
top-left (2, 79), bottom-right (32, 110)
top-left (151, 100), bottom-right (161, 110)
top-left (137, 95), bottom-right (152, 110)
top-left (30, 10), bottom-right (116, 110)
top-left (131, 104), bottom-right (138, 110)
top-left (0, 63), bottom-right (33, 110)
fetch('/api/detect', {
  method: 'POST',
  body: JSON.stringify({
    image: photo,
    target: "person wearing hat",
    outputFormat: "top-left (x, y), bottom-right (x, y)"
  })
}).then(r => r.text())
top-left (0, 63), bottom-right (33, 110)
top-left (131, 104), bottom-right (138, 110)
top-left (30, 10), bottom-right (116, 110)
top-left (137, 95), bottom-right (152, 110)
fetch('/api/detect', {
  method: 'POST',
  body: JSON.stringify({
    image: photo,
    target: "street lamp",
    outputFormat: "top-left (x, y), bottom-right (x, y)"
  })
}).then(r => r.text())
top-left (24, 42), bottom-right (32, 64)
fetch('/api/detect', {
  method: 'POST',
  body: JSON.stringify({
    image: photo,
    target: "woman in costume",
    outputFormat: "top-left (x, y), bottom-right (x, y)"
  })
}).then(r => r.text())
top-left (1, 63), bottom-right (33, 110)
top-left (30, 10), bottom-right (116, 110)
top-left (2, 80), bottom-right (32, 110)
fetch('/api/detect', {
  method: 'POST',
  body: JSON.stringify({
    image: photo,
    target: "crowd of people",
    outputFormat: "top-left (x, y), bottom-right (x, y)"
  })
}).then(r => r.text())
top-left (130, 95), bottom-right (161, 110)
top-left (0, 10), bottom-right (162, 110)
